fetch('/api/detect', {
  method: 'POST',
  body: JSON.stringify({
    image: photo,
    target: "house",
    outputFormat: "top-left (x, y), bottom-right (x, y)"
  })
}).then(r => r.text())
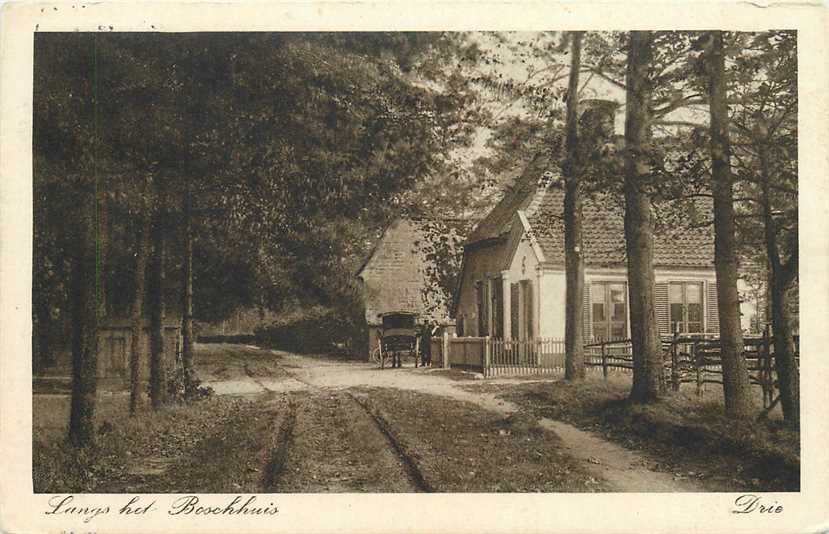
top-left (454, 158), bottom-right (726, 341)
top-left (356, 218), bottom-right (465, 355)
top-left (454, 99), bottom-right (745, 342)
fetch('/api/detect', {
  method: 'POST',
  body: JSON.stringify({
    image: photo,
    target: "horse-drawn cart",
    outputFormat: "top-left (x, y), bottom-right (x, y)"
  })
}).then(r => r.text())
top-left (370, 311), bottom-right (420, 369)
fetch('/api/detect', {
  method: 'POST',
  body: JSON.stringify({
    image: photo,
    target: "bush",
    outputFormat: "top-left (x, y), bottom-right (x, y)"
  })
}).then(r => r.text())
top-left (166, 364), bottom-right (215, 402)
top-left (196, 334), bottom-right (256, 344)
top-left (254, 305), bottom-right (364, 354)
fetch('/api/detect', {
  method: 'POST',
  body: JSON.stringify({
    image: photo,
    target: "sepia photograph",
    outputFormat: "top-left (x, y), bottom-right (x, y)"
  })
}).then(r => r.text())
top-left (29, 27), bottom-right (803, 499)
top-left (4, 1), bottom-right (829, 530)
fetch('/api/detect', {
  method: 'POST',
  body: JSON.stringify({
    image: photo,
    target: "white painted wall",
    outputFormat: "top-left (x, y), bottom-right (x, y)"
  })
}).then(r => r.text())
top-left (737, 278), bottom-right (761, 333)
top-left (498, 229), bottom-right (760, 340)
top-left (504, 236), bottom-right (539, 283)
top-left (539, 270), bottom-right (566, 338)
top-left (589, 267), bottom-right (719, 336)
top-left (502, 235), bottom-right (542, 340)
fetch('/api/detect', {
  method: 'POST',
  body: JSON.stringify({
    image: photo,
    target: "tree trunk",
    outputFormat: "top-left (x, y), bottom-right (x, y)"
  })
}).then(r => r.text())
top-left (760, 149), bottom-right (799, 427)
top-left (68, 193), bottom-right (99, 447)
top-left (129, 211), bottom-right (151, 415)
top-left (181, 188), bottom-right (196, 397)
top-left (770, 281), bottom-right (798, 425)
top-left (148, 197), bottom-right (167, 409)
top-left (623, 31), bottom-right (663, 403)
top-left (96, 190), bottom-right (109, 317)
top-left (564, 31), bottom-right (586, 381)
top-left (706, 31), bottom-right (754, 418)
top-left (33, 293), bottom-right (53, 373)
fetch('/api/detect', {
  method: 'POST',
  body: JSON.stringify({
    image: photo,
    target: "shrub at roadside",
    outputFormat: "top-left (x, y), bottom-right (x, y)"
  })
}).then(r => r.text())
top-left (254, 305), bottom-right (365, 355)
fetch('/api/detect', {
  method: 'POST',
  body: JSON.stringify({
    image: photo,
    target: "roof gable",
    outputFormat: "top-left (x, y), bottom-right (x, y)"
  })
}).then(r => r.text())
top-left (465, 152), bottom-right (555, 245)
top-left (501, 211), bottom-right (547, 271)
top-left (357, 217), bottom-right (467, 323)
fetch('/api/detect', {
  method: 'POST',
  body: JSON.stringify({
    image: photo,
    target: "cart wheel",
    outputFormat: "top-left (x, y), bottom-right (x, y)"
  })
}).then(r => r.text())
top-left (369, 347), bottom-right (383, 367)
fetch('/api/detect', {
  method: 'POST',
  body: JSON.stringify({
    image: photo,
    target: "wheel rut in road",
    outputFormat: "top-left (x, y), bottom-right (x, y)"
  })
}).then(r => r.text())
top-left (206, 345), bottom-right (703, 493)
top-left (254, 354), bottom-right (432, 493)
top-left (262, 395), bottom-right (297, 491)
top-left (268, 390), bottom-right (421, 492)
top-left (348, 392), bottom-right (432, 492)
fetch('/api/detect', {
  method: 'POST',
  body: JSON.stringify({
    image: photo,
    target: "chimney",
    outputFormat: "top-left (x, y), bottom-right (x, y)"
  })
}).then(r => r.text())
top-left (578, 99), bottom-right (620, 153)
top-left (579, 98), bottom-right (619, 140)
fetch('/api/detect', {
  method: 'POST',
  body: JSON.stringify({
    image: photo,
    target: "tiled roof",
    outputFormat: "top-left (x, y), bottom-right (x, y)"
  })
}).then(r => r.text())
top-left (468, 154), bottom-right (716, 269)
top-left (527, 184), bottom-right (715, 268)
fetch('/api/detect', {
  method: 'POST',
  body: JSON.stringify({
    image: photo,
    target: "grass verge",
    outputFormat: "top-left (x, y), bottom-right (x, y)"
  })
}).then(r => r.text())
top-left (33, 395), bottom-right (284, 493)
top-left (352, 387), bottom-right (608, 492)
top-left (462, 377), bottom-right (800, 492)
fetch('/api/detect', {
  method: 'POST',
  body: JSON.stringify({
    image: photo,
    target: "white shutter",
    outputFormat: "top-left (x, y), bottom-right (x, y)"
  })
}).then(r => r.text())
top-left (582, 283), bottom-right (591, 342)
top-left (706, 281), bottom-right (720, 334)
top-left (655, 282), bottom-right (669, 335)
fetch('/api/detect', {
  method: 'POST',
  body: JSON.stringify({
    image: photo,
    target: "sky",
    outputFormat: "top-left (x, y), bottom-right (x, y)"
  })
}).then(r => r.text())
top-left (455, 31), bottom-right (710, 170)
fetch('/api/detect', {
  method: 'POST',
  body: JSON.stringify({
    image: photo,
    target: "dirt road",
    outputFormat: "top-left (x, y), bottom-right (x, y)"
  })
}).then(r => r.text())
top-left (190, 344), bottom-right (702, 492)
top-left (36, 343), bottom-right (705, 493)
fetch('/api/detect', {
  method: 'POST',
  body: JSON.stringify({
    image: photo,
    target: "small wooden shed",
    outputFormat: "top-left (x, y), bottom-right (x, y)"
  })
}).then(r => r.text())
top-left (97, 317), bottom-right (181, 389)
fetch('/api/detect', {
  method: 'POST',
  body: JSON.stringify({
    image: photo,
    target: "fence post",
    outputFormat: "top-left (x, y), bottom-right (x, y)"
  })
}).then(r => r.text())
top-left (442, 331), bottom-right (450, 369)
top-left (694, 341), bottom-right (702, 398)
top-left (762, 324), bottom-right (771, 408)
top-left (484, 337), bottom-right (491, 377)
top-left (601, 342), bottom-right (608, 381)
top-left (671, 331), bottom-right (680, 392)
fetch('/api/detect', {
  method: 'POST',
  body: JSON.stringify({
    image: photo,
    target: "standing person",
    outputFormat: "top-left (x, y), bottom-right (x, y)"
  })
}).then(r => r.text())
top-left (420, 322), bottom-right (436, 368)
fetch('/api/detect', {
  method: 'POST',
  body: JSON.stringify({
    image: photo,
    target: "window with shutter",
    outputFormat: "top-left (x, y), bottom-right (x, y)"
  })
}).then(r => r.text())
top-left (706, 281), bottom-right (719, 333)
top-left (668, 282), bottom-right (704, 333)
top-left (590, 282), bottom-right (628, 341)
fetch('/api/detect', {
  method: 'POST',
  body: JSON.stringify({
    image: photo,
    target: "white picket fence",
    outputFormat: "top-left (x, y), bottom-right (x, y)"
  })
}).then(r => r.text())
top-left (430, 335), bottom-right (631, 378)
top-left (432, 336), bottom-right (644, 377)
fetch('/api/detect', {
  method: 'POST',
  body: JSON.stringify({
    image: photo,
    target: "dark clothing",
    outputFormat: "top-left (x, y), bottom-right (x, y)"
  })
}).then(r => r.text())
top-left (420, 325), bottom-right (434, 367)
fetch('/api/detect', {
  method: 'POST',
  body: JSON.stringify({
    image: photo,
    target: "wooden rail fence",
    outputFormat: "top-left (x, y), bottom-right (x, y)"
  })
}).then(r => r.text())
top-left (431, 329), bottom-right (799, 409)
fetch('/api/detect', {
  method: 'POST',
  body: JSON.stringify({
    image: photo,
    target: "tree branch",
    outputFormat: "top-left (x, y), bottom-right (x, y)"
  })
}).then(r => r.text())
top-left (580, 65), bottom-right (626, 90)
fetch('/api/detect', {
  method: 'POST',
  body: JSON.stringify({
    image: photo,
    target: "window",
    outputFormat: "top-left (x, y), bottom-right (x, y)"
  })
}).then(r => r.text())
top-left (669, 282), bottom-right (703, 333)
top-left (591, 282), bottom-right (627, 341)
